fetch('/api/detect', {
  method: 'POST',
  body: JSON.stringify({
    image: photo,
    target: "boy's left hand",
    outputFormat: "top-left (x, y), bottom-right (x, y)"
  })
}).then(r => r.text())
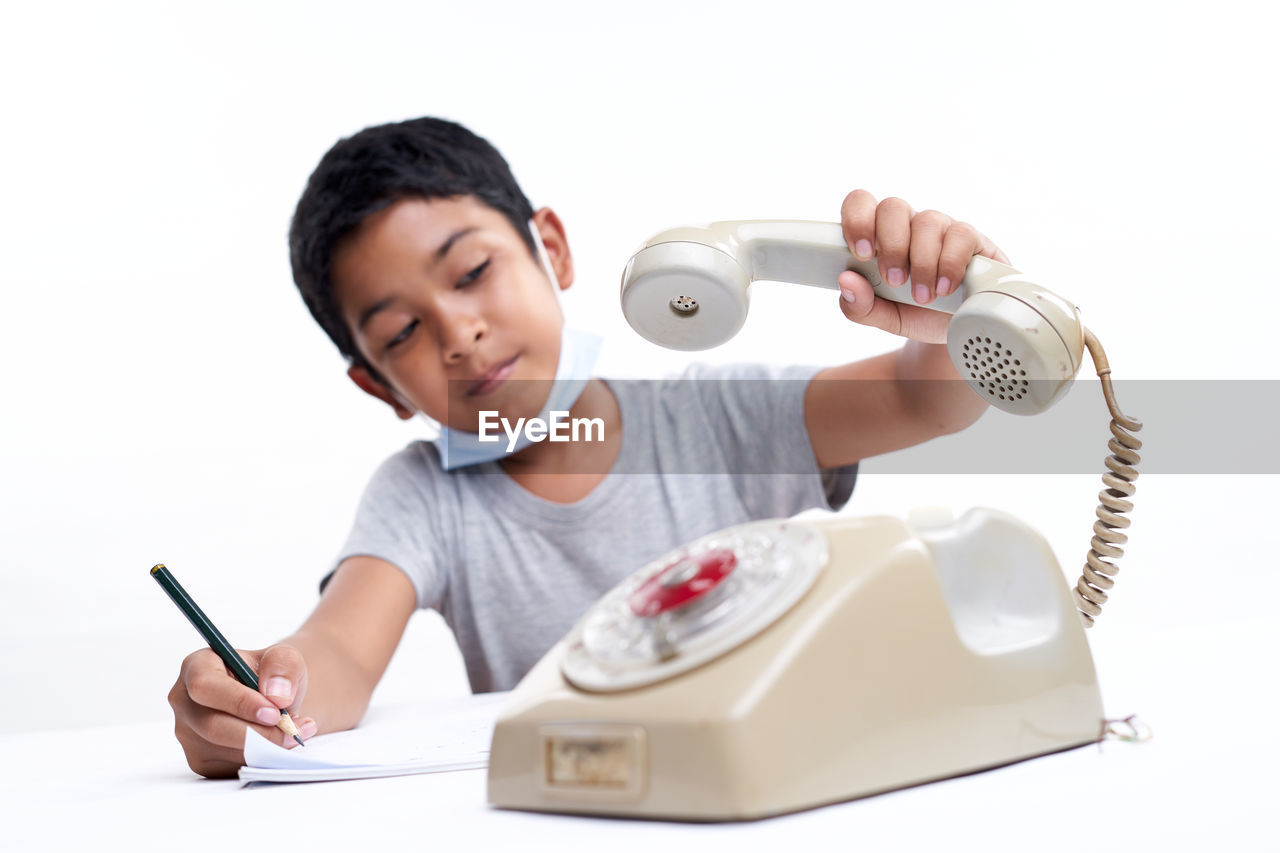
top-left (836, 189), bottom-right (1010, 345)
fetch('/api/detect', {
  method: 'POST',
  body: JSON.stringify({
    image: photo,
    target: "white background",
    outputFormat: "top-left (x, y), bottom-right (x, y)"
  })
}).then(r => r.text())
top-left (1, 0), bottom-right (1276, 832)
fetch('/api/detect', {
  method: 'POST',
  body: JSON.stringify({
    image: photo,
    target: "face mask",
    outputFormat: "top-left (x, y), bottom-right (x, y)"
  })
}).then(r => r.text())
top-left (387, 219), bottom-right (604, 470)
top-left (436, 324), bottom-right (602, 470)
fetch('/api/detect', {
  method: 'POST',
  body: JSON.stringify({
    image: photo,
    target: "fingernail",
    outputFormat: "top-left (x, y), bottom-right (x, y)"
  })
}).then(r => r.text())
top-left (256, 707), bottom-right (279, 726)
top-left (300, 720), bottom-right (318, 739)
top-left (888, 268), bottom-right (905, 287)
top-left (937, 276), bottom-right (951, 296)
top-left (854, 239), bottom-right (872, 260)
top-left (840, 288), bottom-right (855, 304)
top-left (265, 677), bottom-right (292, 701)
top-left (913, 284), bottom-right (929, 303)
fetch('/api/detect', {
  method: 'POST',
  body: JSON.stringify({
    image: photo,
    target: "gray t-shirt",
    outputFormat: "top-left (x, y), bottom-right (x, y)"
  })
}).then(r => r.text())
top-left (333, 363), bottom-right (857, 693)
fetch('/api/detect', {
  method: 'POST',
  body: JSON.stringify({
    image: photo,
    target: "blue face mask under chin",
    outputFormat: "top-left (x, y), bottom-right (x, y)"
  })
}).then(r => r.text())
top-left (434, 324), bottom-right (603, 470)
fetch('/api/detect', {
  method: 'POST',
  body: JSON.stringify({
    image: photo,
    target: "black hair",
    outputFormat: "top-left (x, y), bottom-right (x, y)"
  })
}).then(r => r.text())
top-left (288, 117), bottom-right (536, 374)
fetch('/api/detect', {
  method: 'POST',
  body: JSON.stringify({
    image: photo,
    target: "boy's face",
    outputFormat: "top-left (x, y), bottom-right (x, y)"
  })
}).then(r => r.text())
top-left (332, 195), bottom-right (572, 431)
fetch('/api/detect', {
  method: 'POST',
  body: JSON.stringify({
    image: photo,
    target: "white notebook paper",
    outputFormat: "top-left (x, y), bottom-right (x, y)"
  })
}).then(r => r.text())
top-left (239, 691), bottom-right (509, 783)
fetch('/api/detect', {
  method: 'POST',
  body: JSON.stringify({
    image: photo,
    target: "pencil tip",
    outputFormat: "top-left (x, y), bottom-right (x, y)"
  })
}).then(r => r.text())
top-left (294, 735), bottom-right (305, 747)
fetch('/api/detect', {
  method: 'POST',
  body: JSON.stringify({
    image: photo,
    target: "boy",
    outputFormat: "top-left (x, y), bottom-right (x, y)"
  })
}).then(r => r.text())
top-left (168, 117), bottom-right (1006, 778)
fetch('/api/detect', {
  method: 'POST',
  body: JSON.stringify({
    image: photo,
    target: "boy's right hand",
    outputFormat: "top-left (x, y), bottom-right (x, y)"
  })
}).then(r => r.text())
top-left (168, 644), bottom-right (318, 778)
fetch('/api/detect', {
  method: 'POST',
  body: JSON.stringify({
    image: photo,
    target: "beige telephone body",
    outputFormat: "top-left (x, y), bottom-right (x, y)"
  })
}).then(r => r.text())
top-left (487, 222), bottom-right (1144, 821)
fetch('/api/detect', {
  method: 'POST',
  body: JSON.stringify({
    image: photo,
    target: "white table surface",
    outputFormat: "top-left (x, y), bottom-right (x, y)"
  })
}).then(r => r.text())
top-left (3, 692), bottom-right (1270, 853)
top-left (5, 478), bottom-right (1276, 851)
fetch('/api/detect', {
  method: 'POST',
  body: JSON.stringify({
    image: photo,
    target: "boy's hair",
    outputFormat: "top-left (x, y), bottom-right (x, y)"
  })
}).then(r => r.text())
top-left (289, 117), bottom-right (537, 374)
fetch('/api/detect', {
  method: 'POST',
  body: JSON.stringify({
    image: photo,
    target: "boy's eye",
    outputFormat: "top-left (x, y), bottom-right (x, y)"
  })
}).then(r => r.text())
top-left (386, 319), bottom-right (418, 350)
top-left (457, 259), bottom-right (490, 288)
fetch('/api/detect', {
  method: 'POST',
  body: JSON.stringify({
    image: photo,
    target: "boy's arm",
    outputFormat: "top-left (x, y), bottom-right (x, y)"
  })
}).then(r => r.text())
top-left (275, 555), bottom-right (419, 730)
top-left (169, 555), bottom-right (417, 777)
top-left (804, 190), bottom-right (1007, 470)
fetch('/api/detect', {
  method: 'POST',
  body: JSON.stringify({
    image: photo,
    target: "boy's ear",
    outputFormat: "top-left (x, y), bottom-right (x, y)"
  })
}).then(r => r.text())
top-left (347, 364), bottom-right (416, 420)
top-left (531, 207), bottom-right (574, 291)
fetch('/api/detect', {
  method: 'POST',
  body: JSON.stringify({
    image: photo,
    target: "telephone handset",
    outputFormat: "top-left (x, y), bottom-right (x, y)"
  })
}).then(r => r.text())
top-left (619, 220), bottom-right (1142, 625)
top-left (484, 222), bottom-right (1148, 821)
top-left (621, 220), bottom-right (1084, 415)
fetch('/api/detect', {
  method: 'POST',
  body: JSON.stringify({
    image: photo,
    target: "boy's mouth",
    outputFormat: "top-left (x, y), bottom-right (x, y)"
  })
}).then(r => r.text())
top-left (466, 355), bottom-right (519, 397)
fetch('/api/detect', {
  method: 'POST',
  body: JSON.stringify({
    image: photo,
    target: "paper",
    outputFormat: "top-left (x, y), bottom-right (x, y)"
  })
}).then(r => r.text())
top-left (239, 691), bottom-right (509, 783)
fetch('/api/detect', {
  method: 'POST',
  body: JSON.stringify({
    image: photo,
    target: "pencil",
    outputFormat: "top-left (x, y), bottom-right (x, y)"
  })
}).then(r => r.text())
top-left (150, 563), bottom-right (305, 747)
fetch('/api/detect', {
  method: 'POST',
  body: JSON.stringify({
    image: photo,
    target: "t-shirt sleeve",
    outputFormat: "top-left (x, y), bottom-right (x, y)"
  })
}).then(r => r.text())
top-left (323, 443), bottom-right (450, 611)
top-left (685, 362), bottom-right (858, 518)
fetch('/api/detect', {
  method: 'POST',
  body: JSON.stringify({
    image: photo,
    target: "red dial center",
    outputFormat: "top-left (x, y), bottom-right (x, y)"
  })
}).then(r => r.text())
top-left (627, 548), bottom-right (738, 617)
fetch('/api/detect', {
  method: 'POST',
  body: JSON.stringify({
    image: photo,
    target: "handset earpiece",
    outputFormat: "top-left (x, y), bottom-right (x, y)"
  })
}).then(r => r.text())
top-left (619, 220), bottom-right (1084, 415)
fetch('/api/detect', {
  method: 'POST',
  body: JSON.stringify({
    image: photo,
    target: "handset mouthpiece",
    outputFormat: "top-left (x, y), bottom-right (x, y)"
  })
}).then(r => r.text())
top-left (620, 238), bottom-right (751, 350)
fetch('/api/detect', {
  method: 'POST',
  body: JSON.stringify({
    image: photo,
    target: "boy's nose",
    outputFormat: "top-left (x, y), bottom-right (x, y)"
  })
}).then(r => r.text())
top-left (441, 315), bottom-right (486, 363)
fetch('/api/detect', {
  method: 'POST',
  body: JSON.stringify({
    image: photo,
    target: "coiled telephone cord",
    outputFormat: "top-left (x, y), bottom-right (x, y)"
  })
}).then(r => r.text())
top-left (1073, 330), bottom-right (1143, 627)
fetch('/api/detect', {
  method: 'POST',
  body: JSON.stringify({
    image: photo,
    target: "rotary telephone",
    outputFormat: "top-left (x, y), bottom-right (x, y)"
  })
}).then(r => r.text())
top-left (487, 221), bottom-right (1143, 821)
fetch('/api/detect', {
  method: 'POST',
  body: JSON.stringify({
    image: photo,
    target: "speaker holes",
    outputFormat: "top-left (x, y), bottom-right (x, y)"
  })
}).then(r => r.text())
top-left (669, 295), bottom-right (699, 316)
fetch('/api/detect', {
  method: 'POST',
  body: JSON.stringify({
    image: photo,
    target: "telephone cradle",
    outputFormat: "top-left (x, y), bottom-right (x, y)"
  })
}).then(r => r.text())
top-left (487, 508), bottom-right (1104, 821)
